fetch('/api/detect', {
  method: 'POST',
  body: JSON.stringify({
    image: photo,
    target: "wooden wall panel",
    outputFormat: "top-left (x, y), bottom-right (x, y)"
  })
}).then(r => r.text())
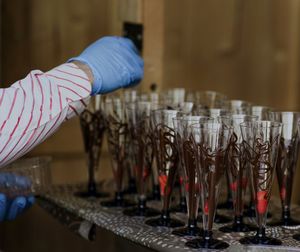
top-left (163, 0), bottom-right (300, 110)
top-left (1, 0), bottom-right (110, 155)
top-left (162, 0), bottom-right (300, 203)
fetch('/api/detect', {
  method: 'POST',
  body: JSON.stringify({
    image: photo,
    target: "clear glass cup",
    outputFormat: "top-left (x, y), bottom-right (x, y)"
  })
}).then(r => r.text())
top-left (226, 100), bottom-right (252, 114)
top-left (293, 120), bottom-right (300, 241)
top-left (145, 109), bottom-right (185, 228)
top-left (188, 91), bottom-right (227, 109)
top-left (100, 96), bottom-right (135, 207)
top-left (268, 112), bottom-right (300, 227)
top-left (123, 89), bottom-right (139, 194)
top-left (1, 156), bottom-right (52, 197)
top-left (186, 122), bottom-right (232, 250)
top-left (239, 121), bottom-right (282, 245)
top-left (218, 115), bottom-right (258, 233)
top-left (123, 101), bottom-right (160, 217)
top-left (75, 96), bottom-right (108, 198)
top-left (171, 116), bottom-right (211, 237)
top-left (244, 106), bottom-right (273, 217)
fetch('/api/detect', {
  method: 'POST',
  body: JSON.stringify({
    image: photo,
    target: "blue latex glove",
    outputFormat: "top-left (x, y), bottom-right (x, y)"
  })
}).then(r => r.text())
top-left (69, 36), bottom-right (144, 95)
top-left (0, 173), bottom-right (35, 222)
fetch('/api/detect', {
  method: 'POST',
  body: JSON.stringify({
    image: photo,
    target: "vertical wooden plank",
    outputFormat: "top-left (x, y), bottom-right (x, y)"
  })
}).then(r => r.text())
top-left (142, 0), bottom-right (165, 91)
top-left (2, 0), bottom-right (31, 85)
top-left (284, 0), bottom-right (300, 110)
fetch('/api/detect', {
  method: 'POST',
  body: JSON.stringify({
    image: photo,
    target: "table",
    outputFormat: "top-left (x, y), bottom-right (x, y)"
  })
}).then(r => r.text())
top-left (37, 183), bottom-right (300, 252)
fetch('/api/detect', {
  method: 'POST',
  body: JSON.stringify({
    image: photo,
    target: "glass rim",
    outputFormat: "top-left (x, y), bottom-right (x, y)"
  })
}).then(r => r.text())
top-left (251, 105), bottom-right (272, 110)
top-left (240, 120), bottom-right (282, 128)
top-left (189, 122), bottom-right (233, 130)
top-left (172, 115), bottom-right (212, 121)
top-left (270, 111), bottom-right (300, 115)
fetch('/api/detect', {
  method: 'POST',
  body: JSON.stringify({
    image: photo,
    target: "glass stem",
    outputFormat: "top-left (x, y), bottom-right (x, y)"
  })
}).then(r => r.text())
top-left (256, 227), bottom-right (266, 240)
top-left (138, 198), bottom-right (147, 211)
top-left (203, 230), bottom-right (213, 247)
top-left (152, 184), bottom-right (161, 200)
top-left (187, 218), bottom-right (197, 229)
top-left (234, 215), bottom-right (243, 226)
top-left (282, 208), bottom-right (291, 222)
top-left (161, 209), bottom-right (170, 221)
top-left (115, 191), bottom-right (123, 203)
top-left (88, 160), bottom-right (96, 193)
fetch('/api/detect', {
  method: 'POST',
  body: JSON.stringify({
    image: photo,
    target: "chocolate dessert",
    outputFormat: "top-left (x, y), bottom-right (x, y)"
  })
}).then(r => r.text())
top-left (145, 123), bottom-right (184, 227)
top-left (75, 109), bottom-right (108, 198)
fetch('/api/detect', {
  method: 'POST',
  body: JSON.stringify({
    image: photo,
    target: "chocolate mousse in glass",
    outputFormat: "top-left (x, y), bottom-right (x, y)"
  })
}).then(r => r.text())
top-left (293, 120), bottom-right (300, 241)
top-left (100, 97), bottom-right (135, 207)
top-left (145, 109), bottom-right (184, 228)
top-left (123, 101), bottom-right (160, 217)
top-left (75, 96), bottom-right (109, 198)
top-left (239, 121), bottom-right (282, 245)
top-left (169, 102), bottom-right (194, 214)
top-left (186, 122), bottom-right (232, 249)
top-left (123, 89), bottom-right (139, 194)
top-left (219, 115), bottom-right (257, 233)
top-left (244, 106), bottom-right (272, 218)
top-left (269, 112), bottom-right (300, 227)
top-left (171, 116), bottom-right (210, 237)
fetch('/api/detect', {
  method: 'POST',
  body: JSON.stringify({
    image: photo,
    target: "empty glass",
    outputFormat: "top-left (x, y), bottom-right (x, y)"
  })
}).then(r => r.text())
top-left (1, 156), bottom-right (52, 197)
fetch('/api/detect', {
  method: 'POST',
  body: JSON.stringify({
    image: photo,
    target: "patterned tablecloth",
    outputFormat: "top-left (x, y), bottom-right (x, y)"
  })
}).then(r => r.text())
top-left (37, 183), bottom-right (300, 252)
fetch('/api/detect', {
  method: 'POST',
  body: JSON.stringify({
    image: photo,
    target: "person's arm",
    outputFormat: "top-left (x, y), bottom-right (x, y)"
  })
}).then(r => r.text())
top-left (0, 62), bottom-right (92, 168)
top-left (0, 36), bottom-right (143, 168)
top-left (0, 36), bottom-right (143, 222)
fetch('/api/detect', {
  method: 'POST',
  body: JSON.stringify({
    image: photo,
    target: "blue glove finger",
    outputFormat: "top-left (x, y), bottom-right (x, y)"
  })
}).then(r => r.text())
top-left (0, 194), bottom-right (7, 222)
top-left (25, 195), bottom-right (35, 210)
top-left (15, 195), bottom-right (35, 218)
top-left (6, 197), bottom-right (26, 221)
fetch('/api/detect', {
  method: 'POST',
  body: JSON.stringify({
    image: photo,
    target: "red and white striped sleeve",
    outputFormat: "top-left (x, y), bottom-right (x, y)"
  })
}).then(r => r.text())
top-left (0, 63), bottom-right (92, 168)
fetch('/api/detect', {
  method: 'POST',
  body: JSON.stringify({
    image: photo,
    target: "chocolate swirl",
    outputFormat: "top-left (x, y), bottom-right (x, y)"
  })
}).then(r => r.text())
top-left (106, 115), bottom-right (128, 191)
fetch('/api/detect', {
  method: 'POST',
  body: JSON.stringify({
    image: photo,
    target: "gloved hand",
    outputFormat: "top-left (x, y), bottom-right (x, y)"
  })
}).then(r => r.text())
top-left (0, 173), bottom-right (35, 222)
top-left (69, 36), bottom-right (144, 95)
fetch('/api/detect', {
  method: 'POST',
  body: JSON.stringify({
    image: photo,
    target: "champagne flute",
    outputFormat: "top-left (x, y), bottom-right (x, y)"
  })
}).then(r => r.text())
top-left (239, 121), bottom-right (282, 245)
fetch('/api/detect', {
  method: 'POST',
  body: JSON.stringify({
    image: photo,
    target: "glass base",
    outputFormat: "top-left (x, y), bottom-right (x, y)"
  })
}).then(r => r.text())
top-left (145, 216), bottom-right (185, 228)
top-left (219, 222), bottom-right (257, 233)
top-left (186, 238), bottom-right (229, 250)
top-left (293, 233), bottom-right (300, 241)
top-left (269, 218), bottom-right (300, 227)
top-left (101, 198), bottom-right (135, 208)
top-left (240, 236), bottom-right (282, 245)
top-left (214, 213), bottom-right (232, 224)
top-left (172, 226), bottom-right (203, 237)
top-left (74, 191), bottom-right (109, 198)
top-left (123, 207), bottom-right (160, 217)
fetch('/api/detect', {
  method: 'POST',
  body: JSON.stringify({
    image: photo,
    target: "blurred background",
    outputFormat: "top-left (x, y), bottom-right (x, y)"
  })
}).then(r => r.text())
top-left (1, 0), bottom-right (300, 251)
